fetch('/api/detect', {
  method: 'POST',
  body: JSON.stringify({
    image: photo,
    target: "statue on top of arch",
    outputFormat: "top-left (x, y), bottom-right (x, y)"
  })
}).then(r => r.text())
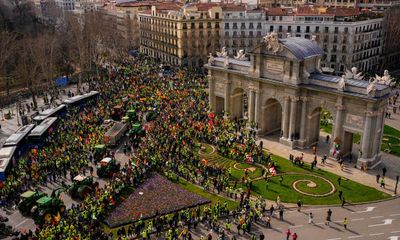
top-left (373, 70), bottom-right (395, 87)
top-left (263, 32), bottom-right (283, 54)
top-left (216, 46), bottom-right (228, 58)
top-left (234, 49), bottom-right (248, 61)
top-left (344, 67), bottom-right (364, 81)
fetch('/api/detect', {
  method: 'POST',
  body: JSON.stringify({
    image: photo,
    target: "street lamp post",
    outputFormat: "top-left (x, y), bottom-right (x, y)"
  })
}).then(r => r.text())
top-left (395, 176), bottom-right (399, 195)
top-left (16, 94), bottom-right (21, 126)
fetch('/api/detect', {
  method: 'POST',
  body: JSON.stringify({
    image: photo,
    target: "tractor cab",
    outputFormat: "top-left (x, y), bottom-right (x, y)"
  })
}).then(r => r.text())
top-left (18, 190), bottom-right (46, 216)
top-left (97, 157), bottom-right (120, 178)
top-left (127, 109), bottom-right (137, 122)
top-left (32, 190), bottom-right (66, 224)
top-left (69, 175), bottom-right (97, 199)
top-left (94, 144), bottom-right (106, 162)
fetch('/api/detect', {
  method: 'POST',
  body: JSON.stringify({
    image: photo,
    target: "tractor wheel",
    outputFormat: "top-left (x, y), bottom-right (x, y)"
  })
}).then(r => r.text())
top-left (44, 213), bottom-right (52, 223)
top-left (93, 181), bottom-right (99, 189)
top-left (30, 206), bottom-right (38, 215)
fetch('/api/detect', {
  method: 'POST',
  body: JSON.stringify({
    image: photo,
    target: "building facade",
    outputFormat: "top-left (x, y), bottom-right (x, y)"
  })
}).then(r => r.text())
top-left (206, 35), bottom-right (391, 168)
top-left (265, 7), bottom-right (383, 74)
top-left (221, 5), bottom-right (267, 56)
top-left (139, 3), bottom-right (222, 67)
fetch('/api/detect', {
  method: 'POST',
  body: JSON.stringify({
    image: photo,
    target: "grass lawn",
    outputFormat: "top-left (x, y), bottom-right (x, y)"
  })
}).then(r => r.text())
top-left (250, 154), bottom-right (391, 205)
top-left (382, 125), bottom-right (400, 157)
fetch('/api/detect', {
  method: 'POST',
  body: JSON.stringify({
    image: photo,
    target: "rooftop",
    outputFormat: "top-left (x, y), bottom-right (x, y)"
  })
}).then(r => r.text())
top-left (280, 37), bottom-right (324, 60)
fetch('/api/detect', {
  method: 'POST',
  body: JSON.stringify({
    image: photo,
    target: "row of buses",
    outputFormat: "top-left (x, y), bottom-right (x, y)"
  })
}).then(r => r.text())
top-left (0, 91), bottom-right (99, 181)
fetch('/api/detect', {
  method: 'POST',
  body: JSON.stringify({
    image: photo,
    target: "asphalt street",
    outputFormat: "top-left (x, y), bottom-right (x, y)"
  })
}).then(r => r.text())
top-left (198, 197), bottom-right (400, 240)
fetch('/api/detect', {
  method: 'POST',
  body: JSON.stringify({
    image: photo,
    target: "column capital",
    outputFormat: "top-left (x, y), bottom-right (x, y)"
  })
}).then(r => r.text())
top-left (291, 96), bottom-right (300, 102)
top-left (365, 110), bottom-right (378, 117)
top-left (335, 104), bottom-right (345, 111)
top-left (301, 96), bottom-right (309, 102)
top-left (284, 96), bottom-right (291, 101)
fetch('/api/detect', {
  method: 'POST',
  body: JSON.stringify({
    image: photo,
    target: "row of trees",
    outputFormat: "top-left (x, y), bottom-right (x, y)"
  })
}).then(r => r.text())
top-left (0, 0), bottom-right (129, 108)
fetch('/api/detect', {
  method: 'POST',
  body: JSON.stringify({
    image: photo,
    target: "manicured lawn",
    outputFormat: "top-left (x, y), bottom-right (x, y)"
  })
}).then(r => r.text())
top-left (251, 155), bottom-right (391, 205)
top-left (382, 125), bottom-right (400, 157)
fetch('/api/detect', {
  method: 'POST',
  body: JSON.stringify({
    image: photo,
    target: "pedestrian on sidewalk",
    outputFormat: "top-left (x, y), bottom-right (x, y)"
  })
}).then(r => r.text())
top-left (376, 174), bottom-right (380, 183)
top-left (279, 207), bottom-right (284, 221)
top-left (286, 229), bottom-right (291, 240)
top-left (338, 190), bottom-right (343, 200)
top-left (308, 212), bottom-right (314, 224)
top-left (326, 209), bottom-right (332, 226)
top-left (292, 232), bottom-right (298, 240)
top-left (380, 177), bottom-right (385, 188)
top-left (343, 217), bottom-right (349, 229)
top-left (297, 200), bottom-right (302, 212)
top-left (382, 167), bottom-right (387, 177)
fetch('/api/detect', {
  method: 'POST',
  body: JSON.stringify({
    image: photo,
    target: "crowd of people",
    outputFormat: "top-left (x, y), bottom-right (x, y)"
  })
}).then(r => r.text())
top-left (1, 54), bottom-right (292, 240)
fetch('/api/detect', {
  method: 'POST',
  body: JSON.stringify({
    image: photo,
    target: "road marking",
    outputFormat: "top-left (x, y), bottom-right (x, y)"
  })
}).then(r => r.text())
top-left (371, 216), bottom-right (384, 219)
top-left (390, 213), bottom-right (400, 217)
top-left (353, 206), bottom-right (375, 214)
top-left (348, 236), bottom-right (363, 239)
top-left (368, 219), bottom-right (393, 227)
top-left (392, 231), bottom-right (400, 234)
top-left (291, 225), bottom-right (304, 228)
top-left (316, 222), bottom-right (325, 225)
top-left (15, 219), bottom-right (28, 228)
top-left (388, 236), bottom-right (399, 240)
top-left (351, 218), bottom-right (364, 221)
top-left (370, 233), bottom-right (384, 236)
top-left (327, 238), bottom-right (342, 240)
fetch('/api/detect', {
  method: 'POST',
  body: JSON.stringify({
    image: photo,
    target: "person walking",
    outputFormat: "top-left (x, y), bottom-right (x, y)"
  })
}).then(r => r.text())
top-left (279, 207), bottom-right (284, 221)
top-left (341, 197), bottom-right (346, 207)
top-left (380, 177), bottom-right (385, 188)
top-left (308, 212), bottom-right (314, 224)
top-left (382, 167), bottom-right (387, 177)
top-left (343, 217), bottom-right (349, 229)
top-left (286, 229), bottom-right (291, 240)
top-left (376, 174), bottom-right (381, 183)
top-left (297, 200), bottom-right (302, 212)
top-left (292, 232), bottom-right (298, 240)
top-left (326, 209), bottom-right (332, 226)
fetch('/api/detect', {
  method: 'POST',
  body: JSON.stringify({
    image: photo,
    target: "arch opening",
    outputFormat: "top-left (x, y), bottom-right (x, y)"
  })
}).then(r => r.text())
top-left (261, 98), bottom-right (282, 135)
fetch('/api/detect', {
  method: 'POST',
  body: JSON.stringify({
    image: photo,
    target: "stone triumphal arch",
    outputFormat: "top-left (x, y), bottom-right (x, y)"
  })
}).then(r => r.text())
top-left (205, 33), bottom-right (392, 168)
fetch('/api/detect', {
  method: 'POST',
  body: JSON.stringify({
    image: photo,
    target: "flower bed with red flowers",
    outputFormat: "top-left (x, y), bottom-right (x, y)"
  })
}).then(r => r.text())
top-left (105, 173), bottom-right (210, 227)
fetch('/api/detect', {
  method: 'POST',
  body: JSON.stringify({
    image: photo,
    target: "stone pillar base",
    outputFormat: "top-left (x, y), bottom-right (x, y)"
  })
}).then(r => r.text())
top-left (297, 139), bottom-right (307, 149)
top-left (280, 137), bottom-right (295, 148)
top-left (357, 153), bottom-right (382, 169)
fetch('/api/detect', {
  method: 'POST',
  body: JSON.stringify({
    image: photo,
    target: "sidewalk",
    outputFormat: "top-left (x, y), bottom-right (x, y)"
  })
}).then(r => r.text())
top-left (257, 136), bottom-right (398, 196)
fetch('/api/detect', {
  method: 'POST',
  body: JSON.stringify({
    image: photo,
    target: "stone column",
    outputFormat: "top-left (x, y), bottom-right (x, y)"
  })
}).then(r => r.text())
top-left (372, 110), bottom-right (384, 155)
top-left (333, 104), bottom-right (345, 144)
top-left (361, 111), bottom-right (374, 158)
top-left (289, 96), bottom-right (298, 141)
top-left (281, 96), bottom-right (291, 139)
top-left (254, 90), bottom-right (262, 129)
top-left (299, 97), bottom-right (308, 141)
top-left (224, 81), bottom-right (232, 117)
top-left (208, 75), bottom-right (215, 111)
top-left (248, 89), bottom-right (255, 122)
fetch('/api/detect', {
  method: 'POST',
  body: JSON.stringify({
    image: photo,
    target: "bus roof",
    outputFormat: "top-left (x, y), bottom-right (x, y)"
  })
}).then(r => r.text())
top-left (0, 146), bottom-right (16, 172)
top-left (33, 105), bottom-right (65, 121)
top-left (29, 117), bottom-right (57, 137)
top-left (3, 124), bottom-right (35, 147)
top-left (63, 91), bottom-right (99, 105)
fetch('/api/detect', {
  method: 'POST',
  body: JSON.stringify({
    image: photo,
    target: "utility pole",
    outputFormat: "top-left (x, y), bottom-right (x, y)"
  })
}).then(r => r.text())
top-left (395, 175), bottom-right (399, 195)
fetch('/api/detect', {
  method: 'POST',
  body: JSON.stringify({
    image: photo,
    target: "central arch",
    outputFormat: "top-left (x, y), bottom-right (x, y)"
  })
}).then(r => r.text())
top-left (231, 88), bottom-right (247, 119)
top-left (261, 98), bottom-right (282, 135)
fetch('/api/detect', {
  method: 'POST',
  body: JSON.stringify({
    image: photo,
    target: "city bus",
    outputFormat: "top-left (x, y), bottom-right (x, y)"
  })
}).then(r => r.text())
top-left (0, 146), bottom-right (17, 181)
top-left (63, 91), bottom-right (99, 110)
top-left (32, 104), bottom-right (66, 125)
top-left (28, 117), bottom-right (58, 149)
top-left (3, 124), bottom-right (35, 158)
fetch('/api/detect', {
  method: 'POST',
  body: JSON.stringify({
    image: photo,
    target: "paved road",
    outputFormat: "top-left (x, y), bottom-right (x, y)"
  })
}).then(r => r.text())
top-left (195, 197), bottom-right (400, 240)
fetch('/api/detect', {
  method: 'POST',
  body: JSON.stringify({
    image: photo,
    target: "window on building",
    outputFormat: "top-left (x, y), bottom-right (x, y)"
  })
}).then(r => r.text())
top-left (207, 22), bottom-right (211, 28)
top-left (241, 23), bottom-right (246, 29)
top-left (296, 26), bottom-right (301, 33)
top-left (257, 31), bottom-right (261, 36)
top-left (257, 22), bottom-right (262, 29)
top-left (249, 22), bottom-right (254, 29)
top-left (225, 31), bottom-right (229, 37)
top-left (315, 26), bottom-right (319, 32)
top-left (241, 31), bottom-right (245, 37)
top-left (334, 27), bottom-right (338, 33)
top-left (215, 22), bottom-right (219, 28)
top-left (325, 26), bottom-right (329, 33)
top-left (225, 23), bottom-right (229, 29)
top-left (288, 26), bottom-right (292, 32)
top-left (249, 31), bottom-right (253, 37)
top-left (333, 45), bottom-right (337, 52)
top-left (279, 26), bottom-right (282, 32)
top-left (306, 26), bottom-right (310, 33)
top-left (199, 22), bottom-right (203, 29)
top-left (344, 27), bottom-right (348, 33)
top-left (270, 26), bottom-right (274, 32)
top-left (191, 22), bottom-right (195, 29)
top-left (233, 23), bottom-right (238, 29)
top-left (233, 31), bottom-right (237, 37)
top-left (331, 55), bottom-right (337, 62)
top-left (215, 12), bottom-right (219, 19)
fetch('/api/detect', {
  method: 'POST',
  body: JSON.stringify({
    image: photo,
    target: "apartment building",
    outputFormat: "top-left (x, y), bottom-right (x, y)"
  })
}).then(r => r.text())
top-left (265, 6), bottom-right (383, 74)
top-left (139, 3), bottom-right (222, 67)
top-left (221, 4), bottom-right (267, 55)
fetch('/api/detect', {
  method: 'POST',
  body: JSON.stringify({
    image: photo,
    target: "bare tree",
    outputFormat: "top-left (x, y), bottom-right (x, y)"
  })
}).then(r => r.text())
top-left (0, 30), bottom-right (17, 97)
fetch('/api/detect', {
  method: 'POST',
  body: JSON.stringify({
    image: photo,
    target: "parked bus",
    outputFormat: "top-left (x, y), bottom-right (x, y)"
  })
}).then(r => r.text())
top-left (28, 117), bottom-right (58, 148)
top-left (0, 146), bottom-right (17, 181)
top-left (32, 104), bottom-right (66, 125)
top-left (3, 124), bottom-right (35, 158)
top-left (63, 91), bottom-right (99, 110)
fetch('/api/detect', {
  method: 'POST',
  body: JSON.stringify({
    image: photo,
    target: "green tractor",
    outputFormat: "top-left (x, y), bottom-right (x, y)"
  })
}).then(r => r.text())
top-left (94, 144), bottom-right (106, 162)
top-left (97, 157), bottom-right (120, 178)
top-left (127, 109), bottom-right (138, 122)
top-left (31, 187), bottom-right (66, 225)
top-left (130, 123), bottom-right (145, 136)
top-left (68, 175), bottom-right (98, 200)
top-left (18, 190), bottom-right (46, 216)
